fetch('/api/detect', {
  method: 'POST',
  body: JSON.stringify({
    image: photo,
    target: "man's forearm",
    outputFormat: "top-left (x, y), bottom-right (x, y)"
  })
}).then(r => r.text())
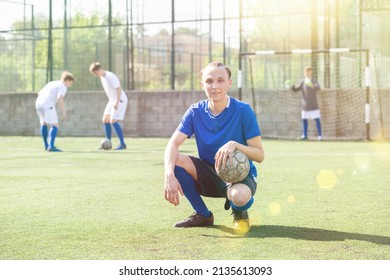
top-left (164, 141), bottom-right (178, 176)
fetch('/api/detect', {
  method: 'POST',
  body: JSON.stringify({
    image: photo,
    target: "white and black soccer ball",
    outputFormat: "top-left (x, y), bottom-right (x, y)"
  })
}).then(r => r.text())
top-left (100, 138), bottom-right (112, 150)
top-left (216, 150), bottom-right (250, 183)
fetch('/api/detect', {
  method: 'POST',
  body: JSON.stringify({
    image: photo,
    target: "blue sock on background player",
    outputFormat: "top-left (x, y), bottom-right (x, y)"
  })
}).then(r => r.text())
top-left (104, 123), bottom-right (112, 140)
top-left (302, 119), bottom-right (308, 138)
top-left (174, 166), bottom-right (212, 218)
top-left (40, 125), bottom-right (48, 149)
top-left (48, 126), bottom-right (58, 148)
top-left (315, 118), bottom-right (322, 137)
top-left (112, 122), bottom-right (125, 146)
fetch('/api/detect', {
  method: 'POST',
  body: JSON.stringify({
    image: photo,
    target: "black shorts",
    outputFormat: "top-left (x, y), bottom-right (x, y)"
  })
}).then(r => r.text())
top-left (189, 156), bottom-right (257, 198)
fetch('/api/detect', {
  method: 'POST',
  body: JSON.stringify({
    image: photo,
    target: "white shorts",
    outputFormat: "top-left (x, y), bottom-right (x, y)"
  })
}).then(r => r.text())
top-left (104, 99), bottom-right (128, 121)
top-left (36, 106), bottom-right (58, 125)
top-left (302, 109), bottom-right (321, 120)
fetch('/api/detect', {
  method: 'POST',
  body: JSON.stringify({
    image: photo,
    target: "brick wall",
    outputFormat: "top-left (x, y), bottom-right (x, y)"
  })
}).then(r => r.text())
top-left (0, 91), bottom-right (205, 137)
top-left (0, 90), bottom-right (389, 139)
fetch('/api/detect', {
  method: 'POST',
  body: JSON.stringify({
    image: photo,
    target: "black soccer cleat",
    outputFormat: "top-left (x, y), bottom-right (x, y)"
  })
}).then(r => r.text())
top-left (224, 197), bottom-right (231, 210)
top-left (173, 212), bottom-right (214, 228)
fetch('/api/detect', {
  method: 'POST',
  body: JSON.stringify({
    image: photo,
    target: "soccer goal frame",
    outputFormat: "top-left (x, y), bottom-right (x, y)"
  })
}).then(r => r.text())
top-left (238, 48), bottom-right (383, 141)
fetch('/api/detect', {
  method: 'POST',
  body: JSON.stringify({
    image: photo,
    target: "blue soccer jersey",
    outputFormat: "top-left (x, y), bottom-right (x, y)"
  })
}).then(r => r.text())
top-left (177, 97), bottom-right (261, 178)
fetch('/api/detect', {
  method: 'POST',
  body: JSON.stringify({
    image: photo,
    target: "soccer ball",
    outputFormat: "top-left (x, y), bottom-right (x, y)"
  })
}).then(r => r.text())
top-left (100, 138), bottom-right (112, 150)
top-left (216, 150), bottom-right (250, 183)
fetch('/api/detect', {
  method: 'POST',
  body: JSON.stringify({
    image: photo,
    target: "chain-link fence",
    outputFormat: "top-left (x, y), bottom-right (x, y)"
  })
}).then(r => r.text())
top-left (0, 0), bottom-right (389, 93)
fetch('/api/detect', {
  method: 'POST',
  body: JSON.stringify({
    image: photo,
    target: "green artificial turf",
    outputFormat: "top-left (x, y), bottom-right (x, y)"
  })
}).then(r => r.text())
top-left (0, 137), bottom-right (389, 260)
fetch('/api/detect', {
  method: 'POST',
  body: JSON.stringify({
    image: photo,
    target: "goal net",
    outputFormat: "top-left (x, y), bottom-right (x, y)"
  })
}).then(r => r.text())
top-left (239, 49), bottom-right (383, 140)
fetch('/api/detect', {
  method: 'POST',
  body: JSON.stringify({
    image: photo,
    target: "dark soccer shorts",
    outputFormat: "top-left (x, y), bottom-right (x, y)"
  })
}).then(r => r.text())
top-left (189, 156), bottom-right (257, 198)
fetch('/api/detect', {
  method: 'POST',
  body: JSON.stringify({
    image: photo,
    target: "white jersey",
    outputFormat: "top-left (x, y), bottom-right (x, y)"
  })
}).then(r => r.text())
top-left (100, 71), bottom-right (128, 103)
top-left (36, 80), bottom-right (67, 109)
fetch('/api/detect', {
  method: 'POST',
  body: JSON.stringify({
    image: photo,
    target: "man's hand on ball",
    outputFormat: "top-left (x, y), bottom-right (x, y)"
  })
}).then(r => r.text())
top-left (215, 141), bottom-right (237, 171)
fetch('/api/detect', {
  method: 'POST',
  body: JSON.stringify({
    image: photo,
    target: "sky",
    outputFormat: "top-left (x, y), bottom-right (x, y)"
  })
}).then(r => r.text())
top-left (0, 0), bottom-right (244, 31)
top-left (0, 0), bottom-right (245, 47)
top-left (0, 0), bottom-right (103, 30)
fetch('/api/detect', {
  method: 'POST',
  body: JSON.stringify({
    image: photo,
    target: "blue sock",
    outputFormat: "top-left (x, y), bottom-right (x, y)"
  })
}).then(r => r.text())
top-left (104, 123), bottom-right (112, 140)
top-left (112, 122), bottom-right (125, 146)
top-left (315, 118), bottom-right (322, 137)
top-left (302, 119), bottom-right (308, 138)
top-left (40, 125), bottom-right (48, 149)
top-left (49, 126), bottom-right (58, 148)
top-left (174, 166), bottom-right (211, 218)
top-left (231, 197), bottom-right (254, 212)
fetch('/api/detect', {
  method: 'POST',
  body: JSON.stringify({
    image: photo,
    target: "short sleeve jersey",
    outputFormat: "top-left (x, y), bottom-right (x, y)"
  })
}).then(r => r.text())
top-left (100, 71), bottom-right (128, 103)
top-left (177, 97), bottom-right (261, 178)
top-left (296, 78), bottom-right (321, 111)
top-left (35, 80), bottom-right (67, 109)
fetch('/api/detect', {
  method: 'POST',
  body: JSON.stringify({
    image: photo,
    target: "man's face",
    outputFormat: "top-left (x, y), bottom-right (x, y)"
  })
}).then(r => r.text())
top-left (92, 69), bottom-right (104, 78)
top-left (305, 69), bottom-right (313, 78)
top-left (64, 80), bottom-right (74, 88)
top-left (201, 66), bottom-right (232, 102)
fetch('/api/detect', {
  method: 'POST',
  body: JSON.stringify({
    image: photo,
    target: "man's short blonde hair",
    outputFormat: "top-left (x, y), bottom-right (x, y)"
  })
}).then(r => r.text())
top-left (305, 66), bottom-right (313, 72)
top-left (201, 61), bottom-right (232, 79)
top-left (89, 62), bottom-right (103, 74)
top-left (60, 71), bottom-right (75, 82)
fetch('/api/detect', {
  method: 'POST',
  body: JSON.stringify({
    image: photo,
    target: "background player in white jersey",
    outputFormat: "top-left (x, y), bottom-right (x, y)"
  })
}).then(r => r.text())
top-left (35, 71), bottom-right (75, 152)
top-left (89, 62), bottom-right (128, 150)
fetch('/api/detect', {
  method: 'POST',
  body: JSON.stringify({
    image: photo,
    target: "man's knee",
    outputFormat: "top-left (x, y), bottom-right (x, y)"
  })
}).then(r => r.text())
top-left (228, 183), bottom-right (253, 209)
top-left (175, 154), bottom-right (197, 181)
top-left (175, 153), bottom-right (190, 166)
top-left (175, 154), bottom-right (194, 171)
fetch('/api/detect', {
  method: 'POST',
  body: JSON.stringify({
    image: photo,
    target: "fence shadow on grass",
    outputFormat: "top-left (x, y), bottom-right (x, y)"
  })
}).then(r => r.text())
top-left (205, 225), bottom-right (390, 245)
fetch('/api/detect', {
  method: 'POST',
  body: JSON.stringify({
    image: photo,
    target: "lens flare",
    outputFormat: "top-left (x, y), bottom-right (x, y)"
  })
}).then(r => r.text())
top-left (316, 169), bottom-right (337, 189)
top-left (234, 219), bottom-right (250, 235)
top-left (336, 168), bottom-right (344, 176)
top-left (269, 202), bottom-right (282, 215)
top-left (287, 195), bottom-right (296, 204)
top-left (354, 156), bottom-right (370, 173)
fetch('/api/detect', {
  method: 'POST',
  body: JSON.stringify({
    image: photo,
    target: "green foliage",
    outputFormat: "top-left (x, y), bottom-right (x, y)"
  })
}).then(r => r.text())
top-left (1, 9), bottom-right (232, 92)
top-left (3, 0), bottom-right (389, 92)
top-left (2, 10), bottom-right (127, 92)
top-left (176, 27), bottom-right (199, 36)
